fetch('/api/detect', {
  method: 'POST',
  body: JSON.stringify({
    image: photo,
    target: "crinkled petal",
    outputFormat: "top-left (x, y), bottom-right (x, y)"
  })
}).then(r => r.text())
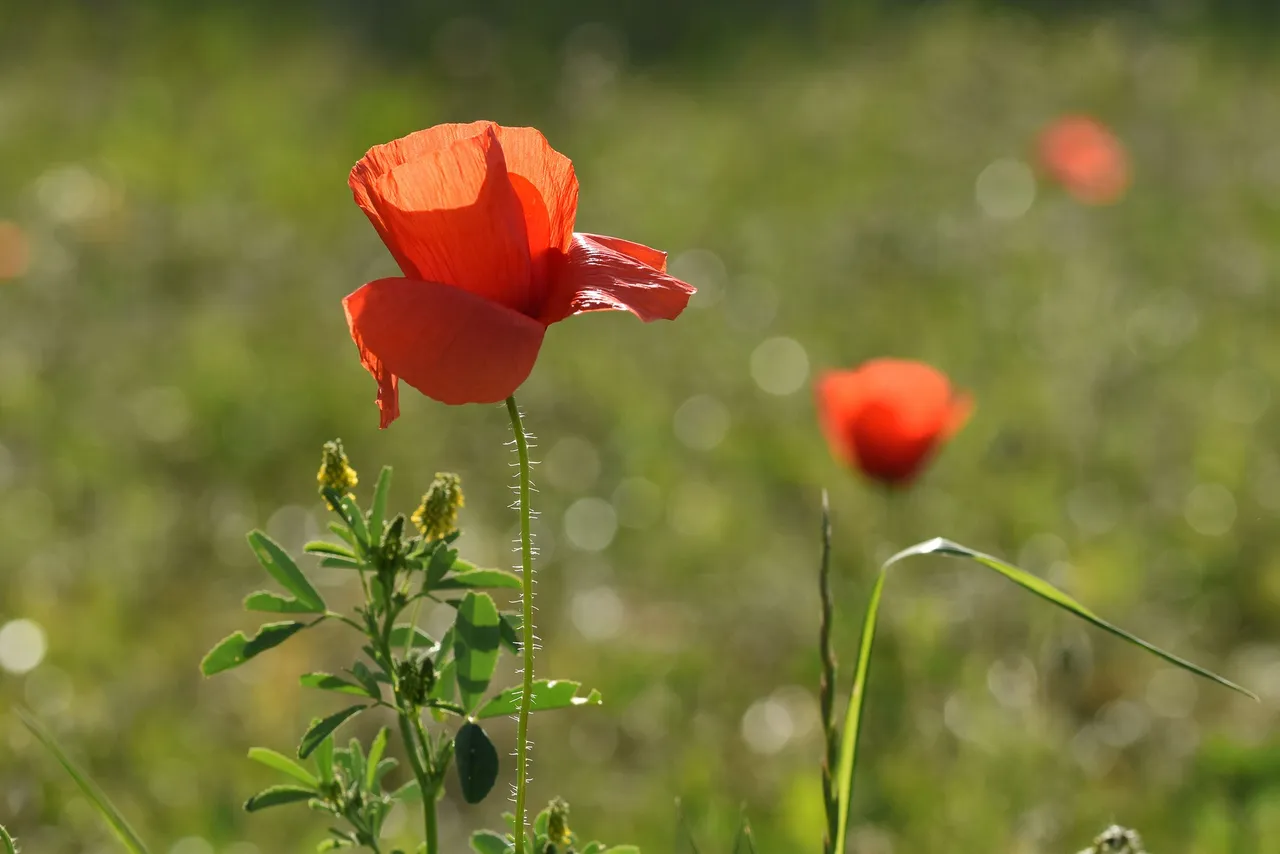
top-left (578, 233), bottom-right (668, 271)
top-left (491, 127), bottom-right (578, 255)
top-left (349, 121), bottom-right (496, 274)
top-left (344, 277), bottom-right (546, 415)
top-left (540, 232), bottom-right (695, 324)
top-left (367, 127), bottom-right (536, 314)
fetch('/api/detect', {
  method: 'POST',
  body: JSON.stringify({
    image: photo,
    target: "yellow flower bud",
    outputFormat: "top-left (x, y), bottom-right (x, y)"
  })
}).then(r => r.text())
top-left (317, 439), bottom-right (358, 509)
top-left (411, 472), bottom-right (464, 541)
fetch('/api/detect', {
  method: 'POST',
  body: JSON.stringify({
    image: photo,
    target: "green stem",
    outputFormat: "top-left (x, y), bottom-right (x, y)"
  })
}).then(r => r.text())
top-left (817, 490), bottom-right (838, 854)
top-left (396, 709), bottom-right (437, 854)
top-left (376, 590), bottom-right (437, 854)
top-left (505, 395), bottom-right (536, 854)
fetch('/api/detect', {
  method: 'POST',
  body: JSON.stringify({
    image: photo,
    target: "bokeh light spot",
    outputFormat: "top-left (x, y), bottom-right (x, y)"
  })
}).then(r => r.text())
top-left (975, 158), bottom-right (1036, 219)
top-left (750, 337), bottom-right (809, 396)
top-left (571, 585), bottom-right (624, 640)
top-left (1184, 483), bottom-right (1236, 536)
top-left (0, 619), bottom-right (47, 674)
top-left (669, 249), bottom-right (726, 309)
top-left (545, 436), bottom-right (601, 493)
top-left (741, 695), bottom-right (794, 755)
top-left (169, 837), bottom-right (214, 854)
top-left (673, 395), bottom-right (729, 450)
top-left (564, 497), bottom-right (618, 552)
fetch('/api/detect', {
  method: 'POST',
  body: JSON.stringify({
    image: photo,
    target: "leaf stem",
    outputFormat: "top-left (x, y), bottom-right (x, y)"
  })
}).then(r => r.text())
top-left (505, 395), bottom-right (536, 854)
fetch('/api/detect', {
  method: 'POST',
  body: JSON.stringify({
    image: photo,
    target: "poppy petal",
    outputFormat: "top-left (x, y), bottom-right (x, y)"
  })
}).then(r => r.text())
top-left (346, 325), bottom-right (401, 430)
top-left (349, 121), bottom-right (497, 272)
top-left (344, 277), bottom-right (546, 414)
top-left (491, 127), bottom-right (579, 255)
top-left (367, 127), bottom-right (536, 315)
top-left (540, 232), bottom-right (695, 324)
top-left (578, 233), bottom-right (669, 271)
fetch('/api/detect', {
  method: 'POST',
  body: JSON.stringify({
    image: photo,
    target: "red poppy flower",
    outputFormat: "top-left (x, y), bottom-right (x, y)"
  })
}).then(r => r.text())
top-left (815, 359), bottom-right (972, 486)
top-left (1037, 116), bottom-right (1130, 205)
top-left (343, 121), bottom-right (695, 426)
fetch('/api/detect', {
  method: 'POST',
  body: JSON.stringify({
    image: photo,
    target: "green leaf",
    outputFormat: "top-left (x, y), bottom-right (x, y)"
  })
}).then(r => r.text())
top-left (345, 738), bottom-right (367, 788)
top-left (454, 722), bottom-right (499, 804)
top-left (365, 728), bottom-right (389, 790)
top-left (341, 494), bottom-right (369, 547)
top-left (475, 680), bottom-right (603, 719)
top-left (248, 747), bottom-right (320, 787)
top-left (247, 530), bottom-right (325, 612)
top-left (580, 844), bottom-right (605, 854)
top-left (321, 555), bottom-right (363, 570)
top-left (427, 699), bottom-right (466, 716)
top-left (304, 540), bottom-right (357, 558)
top-left (299, 706), bottom-right (367, 759)
top-left (244, 785), bottom-right (316, 812)
top-left (368, 466), bottom-right (393, 543)
top-left (391, 779), bottom-right (421, 804)
top-left (314, 730), bottom-right (334, 782)
top-left (533, 808), bottom-right (550, 837)
top-left (435, 569), bottom-right (522, 591)
top-left (454, 592), bottom-right (501, 713)
top-left (327, 521), bottom-right (357, 547)
top-left (603, 848), bottom-right (641, 854)
top-left (389, 624), bottom-right (435, 650)
top-left (371, 757), bottom-right (398, 791)
top-left (428, 658), bottom-right (457, 721)
top-left (244, 591), bottom-right (318, 613)
top-left (300, 673), bottom-right (376, 698)
top-left (425, 544), bottom-right (457, 587)
top-left (831, 536), bottom-right (1257, 854)
top-left (499, 614), bottom-right (521, 655)
top-left (0, 824), bottom-right (16, 854)
top-left (349, 662), bottom-right (383, 699)
top-left (17, 708), bottom-right (152, 854)
top-left (201, 622), bottom-right (308, 676)
top-left (469, 830), bottom-right (511, 854)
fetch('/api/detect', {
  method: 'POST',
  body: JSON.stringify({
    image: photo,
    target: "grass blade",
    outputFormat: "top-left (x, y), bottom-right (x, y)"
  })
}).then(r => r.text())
top-left (1, 823), bottom-right (17, 854)
top-left (832, 536), bottom-right (1254, 853)
top-left (17, 708), bottom-right (152, 854)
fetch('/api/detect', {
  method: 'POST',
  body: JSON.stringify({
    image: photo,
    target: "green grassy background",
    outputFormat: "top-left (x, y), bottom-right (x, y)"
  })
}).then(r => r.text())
top-left (3, 4), bottom-right (1280, 852)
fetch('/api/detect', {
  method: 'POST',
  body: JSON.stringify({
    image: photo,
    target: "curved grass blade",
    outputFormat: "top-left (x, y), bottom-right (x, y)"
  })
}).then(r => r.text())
top-left (17, 708), bottom-right (152, 854)
top-left (832, 536), bottom-right (1255, 853)
top-left (1, 824), bottom-right (17, 854)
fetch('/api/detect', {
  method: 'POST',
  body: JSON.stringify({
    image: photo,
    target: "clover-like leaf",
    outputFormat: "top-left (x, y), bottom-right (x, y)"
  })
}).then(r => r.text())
top-left (201, 622), bottom-right (309, 676)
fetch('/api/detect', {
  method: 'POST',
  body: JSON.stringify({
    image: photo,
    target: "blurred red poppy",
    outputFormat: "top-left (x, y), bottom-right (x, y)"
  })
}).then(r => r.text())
top-left (1038, 116), bottom-right (1130, 205)
top-left (343, 121), bottom-right (695, 426)
top-left (0, 221), bottom-right (30, 280)
top-left (816, 359), bottom-right (971, 486)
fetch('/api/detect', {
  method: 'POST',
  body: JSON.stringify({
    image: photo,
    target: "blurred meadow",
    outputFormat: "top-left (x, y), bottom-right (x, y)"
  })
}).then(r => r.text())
top-left (4, 2), bottom-right (1280, 852)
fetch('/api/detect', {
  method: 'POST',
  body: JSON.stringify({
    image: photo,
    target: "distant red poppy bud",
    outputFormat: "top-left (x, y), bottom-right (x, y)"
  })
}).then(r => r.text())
top-left (815, 359), bottom-right (971, 486)
top-left (1038, 116), bottom-right (1130, 205)
top-left (344, 121), bottom-right (696, 426)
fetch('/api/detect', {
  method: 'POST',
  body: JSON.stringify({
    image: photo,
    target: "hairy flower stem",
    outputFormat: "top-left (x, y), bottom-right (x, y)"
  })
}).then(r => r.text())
top-left (817, 490), bottom-right (839, 854)
top-left (505, 396), bottom-right (536, 854)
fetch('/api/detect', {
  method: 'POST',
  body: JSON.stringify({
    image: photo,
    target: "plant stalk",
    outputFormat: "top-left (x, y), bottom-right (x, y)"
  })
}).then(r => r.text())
top-left (817, 489), bottom-right (839, 854)
top-left (505, 395), bottom-right (536, 854)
